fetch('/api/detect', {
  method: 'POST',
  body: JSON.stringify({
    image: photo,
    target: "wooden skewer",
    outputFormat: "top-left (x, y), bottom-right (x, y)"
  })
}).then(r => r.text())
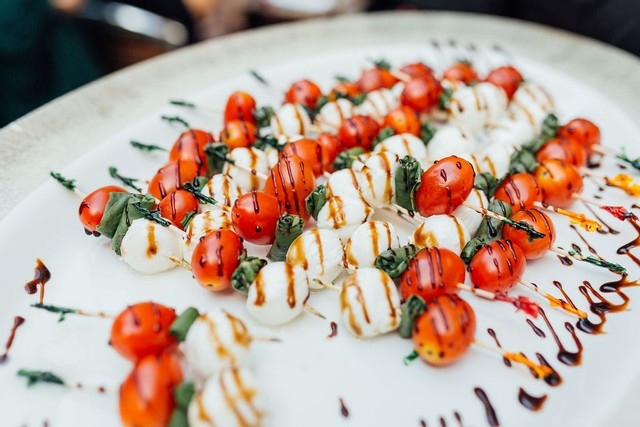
top-left (168, 99), bottom-right (224, 116)
top-left (534, 201), bottom-right (602, 232)
top-left (168, 256), bottom-right (192, 270)
top-left (17, 369), bottom-right (112, 394)
top-left (549, 247), bottom-right (626, 275)
top-left (472, 339), bottom-right (553, 379)
top-left (518, 280), bottom-right (587, 319)
top-left (303, 304), bottom-right (327, 320)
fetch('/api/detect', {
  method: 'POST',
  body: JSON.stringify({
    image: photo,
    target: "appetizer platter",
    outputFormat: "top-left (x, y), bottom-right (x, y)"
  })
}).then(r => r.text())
top-left (1, 13), bottom-right (640, 427)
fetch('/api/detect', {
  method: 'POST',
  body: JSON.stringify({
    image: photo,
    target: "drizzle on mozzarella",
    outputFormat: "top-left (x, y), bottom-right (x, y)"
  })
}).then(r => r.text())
top-left (286, 228), bottom-right (345, 289)
top-left (345, 221), bottom-right (400, 269)
top-left (120, 218), bottom-right (183, 274)
top-left (316, 196), bottom-right (374, 242)
top-left (409, 214), bottom-right (470, 254)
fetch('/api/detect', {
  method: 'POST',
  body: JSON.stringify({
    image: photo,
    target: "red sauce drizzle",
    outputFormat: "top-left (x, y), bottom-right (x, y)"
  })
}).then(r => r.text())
top-left (0, 316), bottom-right (26, 363)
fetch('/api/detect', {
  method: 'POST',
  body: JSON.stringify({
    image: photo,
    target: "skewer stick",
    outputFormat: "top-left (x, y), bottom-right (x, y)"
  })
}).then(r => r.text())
top-left (389, 203), bottom-right (422, 225)
top-left (50, 172), bottom-right (87, 199)
top-left (472, 340), bottom-right (553, 379)
top-left (533, 201), bottom-right (602, 232)
top-left (518, 280), bottom-right (587, 319)
top-left (303, 304), bottom-right (327, 320)
top-left (461, 202), bottom-right (545, 240)
top-left (17, 369), bottom-right (111, 393)
top-left (574, 194), bottom-right (638, 221)
top-left (549, 247), bottom-right (626, 274)
top-left (581, 171), bottom-right (640, 196)
top-left (168, 256), bottom-right (192, 270)
top-left (169, 99), bottom-right (224, 116)
top-left (457, 284), bottom-right (540, 317)
top-left (590, 145), bottom-right (617, 157)
top-left (30, 303), bottom-right (115, 320)
top-left (313, 279), bottom-right (341, 291)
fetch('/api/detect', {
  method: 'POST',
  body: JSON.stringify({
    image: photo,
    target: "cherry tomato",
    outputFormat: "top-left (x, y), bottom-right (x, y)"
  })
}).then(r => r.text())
top-left (224, 91), bottom-right (257, 125)
top-left (147, 160), bottom-right (200, 200)
top-left (383, 106), bottom-right (421, 136)
top-left (284, 79), bottom-right (323, 109)
top-left (533, 159), bottom-right (583, 208)
top-left (79, 185), bottom-right (128, 233)
top-left (536, 136), bottom-right (587, 168)
top-left (493, 172), bottom-right (542, 213)
top-left (399, 247), bottom-right (466, 301)
top-left (484, 65), bottom-right (523, 100)
top-left (119, 352), bottom-right (183, 427)
top-left (502, 209), bottom-right (556, 259)
top-left (469, 239), bottom-right (526, 293)
top-left (220, 119), bottom-right (257, 150)
top-left (232, 191), bottom-right (280, 245)
top-left (557, 118), bottom-right (601, 153)
top-left (356, 67), bottom-right (399, 93)
top-left (191, 229), bottom-right (244, 291)
top-left (316, 132), bottom-right (342, 167)
top-left (337, 115), bottom-right (380, 151)
top-left (158, 189), bottom-right (199, 230)
top-left (399, 62), bottom-right (435, 81)
top-left (329, 81), bottom-right (360, 101)
top-left (412, 294), bottom-right (476, 366)
top-left (264, 154), bottom-right (317, 221)
top-left (400, 75), bottom-right (443, 113)
top-left (281, 138), bottom-right (331, 177)
top-left (109, 302), bottom-right (178, 362)
top-left (415, 156), bottom-right (476, 217)
top-left (168, 129), bottom-right (215, 176)
top-left (442, 61), bottom-right (478, 84)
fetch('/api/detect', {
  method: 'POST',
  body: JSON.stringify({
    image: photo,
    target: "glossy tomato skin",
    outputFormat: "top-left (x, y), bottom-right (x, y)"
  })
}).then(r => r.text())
top-left (503, 209), bottom-right (556, 259)
top-left (415, 156), bottom-right (476, 217)
top-left (159, 189), bottom-right (199, 230)
top-left (79, 185), bottom-right (128, 233)
top-left (383, 106), bottom-right (421, 136)
top-left (337, 115), bottom-right (381, 151)
top-left (232, 191), bottom-right (280, 245)
top-left (168, 129), bottom-right (215, 176)
top-left (533, 159), bottom-right (583, 208)
top-left (400, 247), bottom-right (466, 301)
top-left (399, 62), bottom-right (435, 81)
top-left (220, 120), bottom-right (257, 150)
top-left (469, 239), bottom-right (526, 293)
top-left (442, 61), bottom-right (478, 84)
top-left (412, 294), bottom-right (476, 366)
top-left (224, 91), bottom-right (257, 125)
top-left (356, 67), bottom-right (399, 92)
top-left (191, 229), bottom-right (244, 291)
top-left (484, 65), bottom-right (523, 100)
top-left (147, 160), bottom-right (200, 200)
top-left (400, 75), bottom-right (443, 113)
top-left (119, 352), bottom-right (183, 427)
top-left (316, 132), bottom-right (341, 166)
top-left (284, 79), bottom-right (323, 109)
top-left (329, 81), bottom-right (360, 101)
top-left (281, 138), bottom-right (331, 177)
top-left (264, 154), bottom-right (316, 220)
top-left (493, 172), bottom-right (542, 213)
top-left (109, 302), bottom-right (178, 362)
top-left (557, 118), bottom-right (601, 153)
top-left (536, 136), bottom-right (588, 168)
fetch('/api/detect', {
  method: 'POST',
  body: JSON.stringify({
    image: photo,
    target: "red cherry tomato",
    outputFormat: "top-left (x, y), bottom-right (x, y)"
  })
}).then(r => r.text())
top-left (119, 352), bottom-right (183, 427)
top-left (536, 136), bottom-right (588, 168)
top-left (79, 185), bottom-right (128, 233)
top-left (191, 229), bottom-right (244, 291)
top-left (356, 67), bottom-right (399, 93)
top-left (168, 129), bottom-right (215, 176)
top-left (415, 156), bottom-right (476, 217)
top-left (264, 154), bottom-right (317, 220)
top-left (232, 191), bottom-right (280, 245)
top-left (284, 79), bottom-right (323, 109)
top-left (399, 62), bottom-right (435, 81)
top-left (224, 91), bottom-right (257, 125)
top-left (337, 115), bottom-right (381, 151)
top-left (383, 106), bottom-right (421, 137)
top-left (502, 209), bottom-right (556, 259)
top-left (316, 132), bottom-right (342, 166)
top-left (147, 160), bottom-right (200, 200)
top-left (557, 118), bottom-right (601, 153)
top-left (399, 247), bottom-right (466, 301)
top-left (400, 75), bottom-right (443, 113)
top-left (442, 61), bottom-right (478, 84)
top-left (220, 120), bottom-right (257, 150)
top-left (109, 302), bottom-right (178, 362)
top-left (493, 172), bottom-right (542, 213)
top-left (329, 81), bottom-right (360, 101)
top-left (158, 189), bottom-right (199, 230)
top-left (469, 239), bottom-right (526, 293)
top-left (484, 65), bottom-right (523, 100)
top-left (533, 159), bottom-right (583, 208)
top-left (412, 294), bottom-right (476, 366)
top-left (281, 138), bottom-right (331, 177)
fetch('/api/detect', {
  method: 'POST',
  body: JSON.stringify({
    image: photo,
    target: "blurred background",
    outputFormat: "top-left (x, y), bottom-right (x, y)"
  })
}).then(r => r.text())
top-left (1, 0), bottom-right (638, 127)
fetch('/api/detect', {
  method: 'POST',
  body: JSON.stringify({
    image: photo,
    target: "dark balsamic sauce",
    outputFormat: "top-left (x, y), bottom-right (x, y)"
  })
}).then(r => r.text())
top-left (518, 388), bottom-right (547, 411)
top-left (538, 308), bottom-right (583, 366)
top-left (339, 397), bottom-right (349, 418)
top-left (0, 316), bottom-right (26, 363)
top-left (487, 328), bottom-right (511, 367)
top-left (473, 387), bottom-right (499, 426)
top-left (526, 319), bottom-right (546, 338)
top-left (24, 258), bottom-right (51, 304)
top-left (557, 255), bottom-right (573, 266)
top-left (328, 321), bottom-right (338, 339)
top-left (582, 203), bottom-right (619, 235)
top-left (535, 353), bottom-right (562, 386)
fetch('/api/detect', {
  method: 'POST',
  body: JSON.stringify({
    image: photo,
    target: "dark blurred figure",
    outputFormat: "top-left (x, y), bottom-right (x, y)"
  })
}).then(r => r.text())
top-left (371, 0), bottom-right (640, 57)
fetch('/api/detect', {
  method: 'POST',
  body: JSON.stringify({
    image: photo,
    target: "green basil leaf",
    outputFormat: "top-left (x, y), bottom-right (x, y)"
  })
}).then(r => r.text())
top-left (399, 295), bottom-right (426, 338)
top-left (394, 156), bottom-right (423, 211)
top-left (305, 185), bottom-right (327, 221)
top-left (267, 214), bottom-right (304, 261)
top-left (375, 244), bottom-right (420, 278)
top-left (96, 192), bottom-right (132, 238)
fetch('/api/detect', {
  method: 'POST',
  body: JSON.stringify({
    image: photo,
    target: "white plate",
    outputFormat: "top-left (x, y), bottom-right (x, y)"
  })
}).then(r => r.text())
top-left (1, 25), bottom-right (640, 427)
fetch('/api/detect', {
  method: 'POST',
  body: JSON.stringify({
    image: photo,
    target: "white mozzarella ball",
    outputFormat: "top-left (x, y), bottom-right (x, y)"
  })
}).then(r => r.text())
top-left (409, 214), bottom-right (470, 254)
top-left (345, 221), bottom-right (400, 269)
top-left (373, 133), bottom-right (431, 169)
top-left (286, 228), bottom-right (344, 289)
top-left (447, 85), bottom-right (486, 134)
top-left (427, 125), bottom-right (476, 160)
top-left (183, 210), bottom-right (233, 262)
top-left (200, 174), bottom-right (242, 212)
top-left (184, 309), bottom-right (252, 380)
top-left (222, 147), bottom-right (268, 192)
top-left (120, 218), bottom-right (183, 274)
top-left (356, 152), bottom-right (399, 208)
top-left (188, 367), bottom-right (264, 427)
top-left (317, 98), bottom-right (355, 130)
top-left (316, 196), bottom-right (373, 242)
top-left (477, 141), bottom-right (515, 178)
top-left (246, 262), bottom-right (310, 326)
top-left (485, 118), bottom-right (536, 149)
top-left (475, 82), bottom-right (508, 125)
top-left (451, 189), bottom-right (488, 236)
top-left (355, 88), bottom-right (399, 120)
top-left (325, 169), bottom-right (362, 200)
top-left (263, 146), bottom-right (281, 168)
top-left (509, 82), bottom-right (555, 135)
top-left (339, 268), bottom-right (400, 338)
top-left (270, 103), bottom-right (312, 137)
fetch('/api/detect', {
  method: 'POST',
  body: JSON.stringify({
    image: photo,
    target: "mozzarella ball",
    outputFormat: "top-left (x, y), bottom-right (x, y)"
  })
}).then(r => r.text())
top-left (317, 98), bottom-right (355, 130)
top-left (355, 88), bottom-right (398, 120)
top-left (222, 147), bottom-right (268, 192)
top-left (373, 133), bottom-right (431, 169)
top-left (325, 169), bottom-right (362, 200)
top-left (200, 174), bottom-right (242, 212)
top-left (345, 221), bottom-right (400, 269)
top-left (447, 83), bottom-right (507, 134)
top-left (427, 125), bottom-right (476, 160)
top-left (188, 367), bottom-right (264, 427)
top-left (183, 210), bottom-right (233, 262)
top-left (476, 141), bottom-right (515, 178)
top-left (263, 145), bottom-right (281, 168)
top-left (286, 228), bottom-right (344, 289)
top-left (356, 152), bottom-right (399, 208)
top-left (270, 103), bottom-right (312, 137)
top-left (409, 214), bottom-right (470, 254)
top-left (485, 117), bottom-right (536, 150)
top-left (474, 82), bottom-right (508, 125)
top-left (246, 262), bottom-right (310, 326)
top-left (183, 309), bottom-right (252, 380)
top-left (339, 268), bottom-right (401, 338)
top-left (509, 82), bottom-right (555, 135)
top-left (316, 196), bottom-right (373, 242)
top-left (120, 218), bottom-right (183, 274)
top-left (451, 189), bottom-right (488, 236)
